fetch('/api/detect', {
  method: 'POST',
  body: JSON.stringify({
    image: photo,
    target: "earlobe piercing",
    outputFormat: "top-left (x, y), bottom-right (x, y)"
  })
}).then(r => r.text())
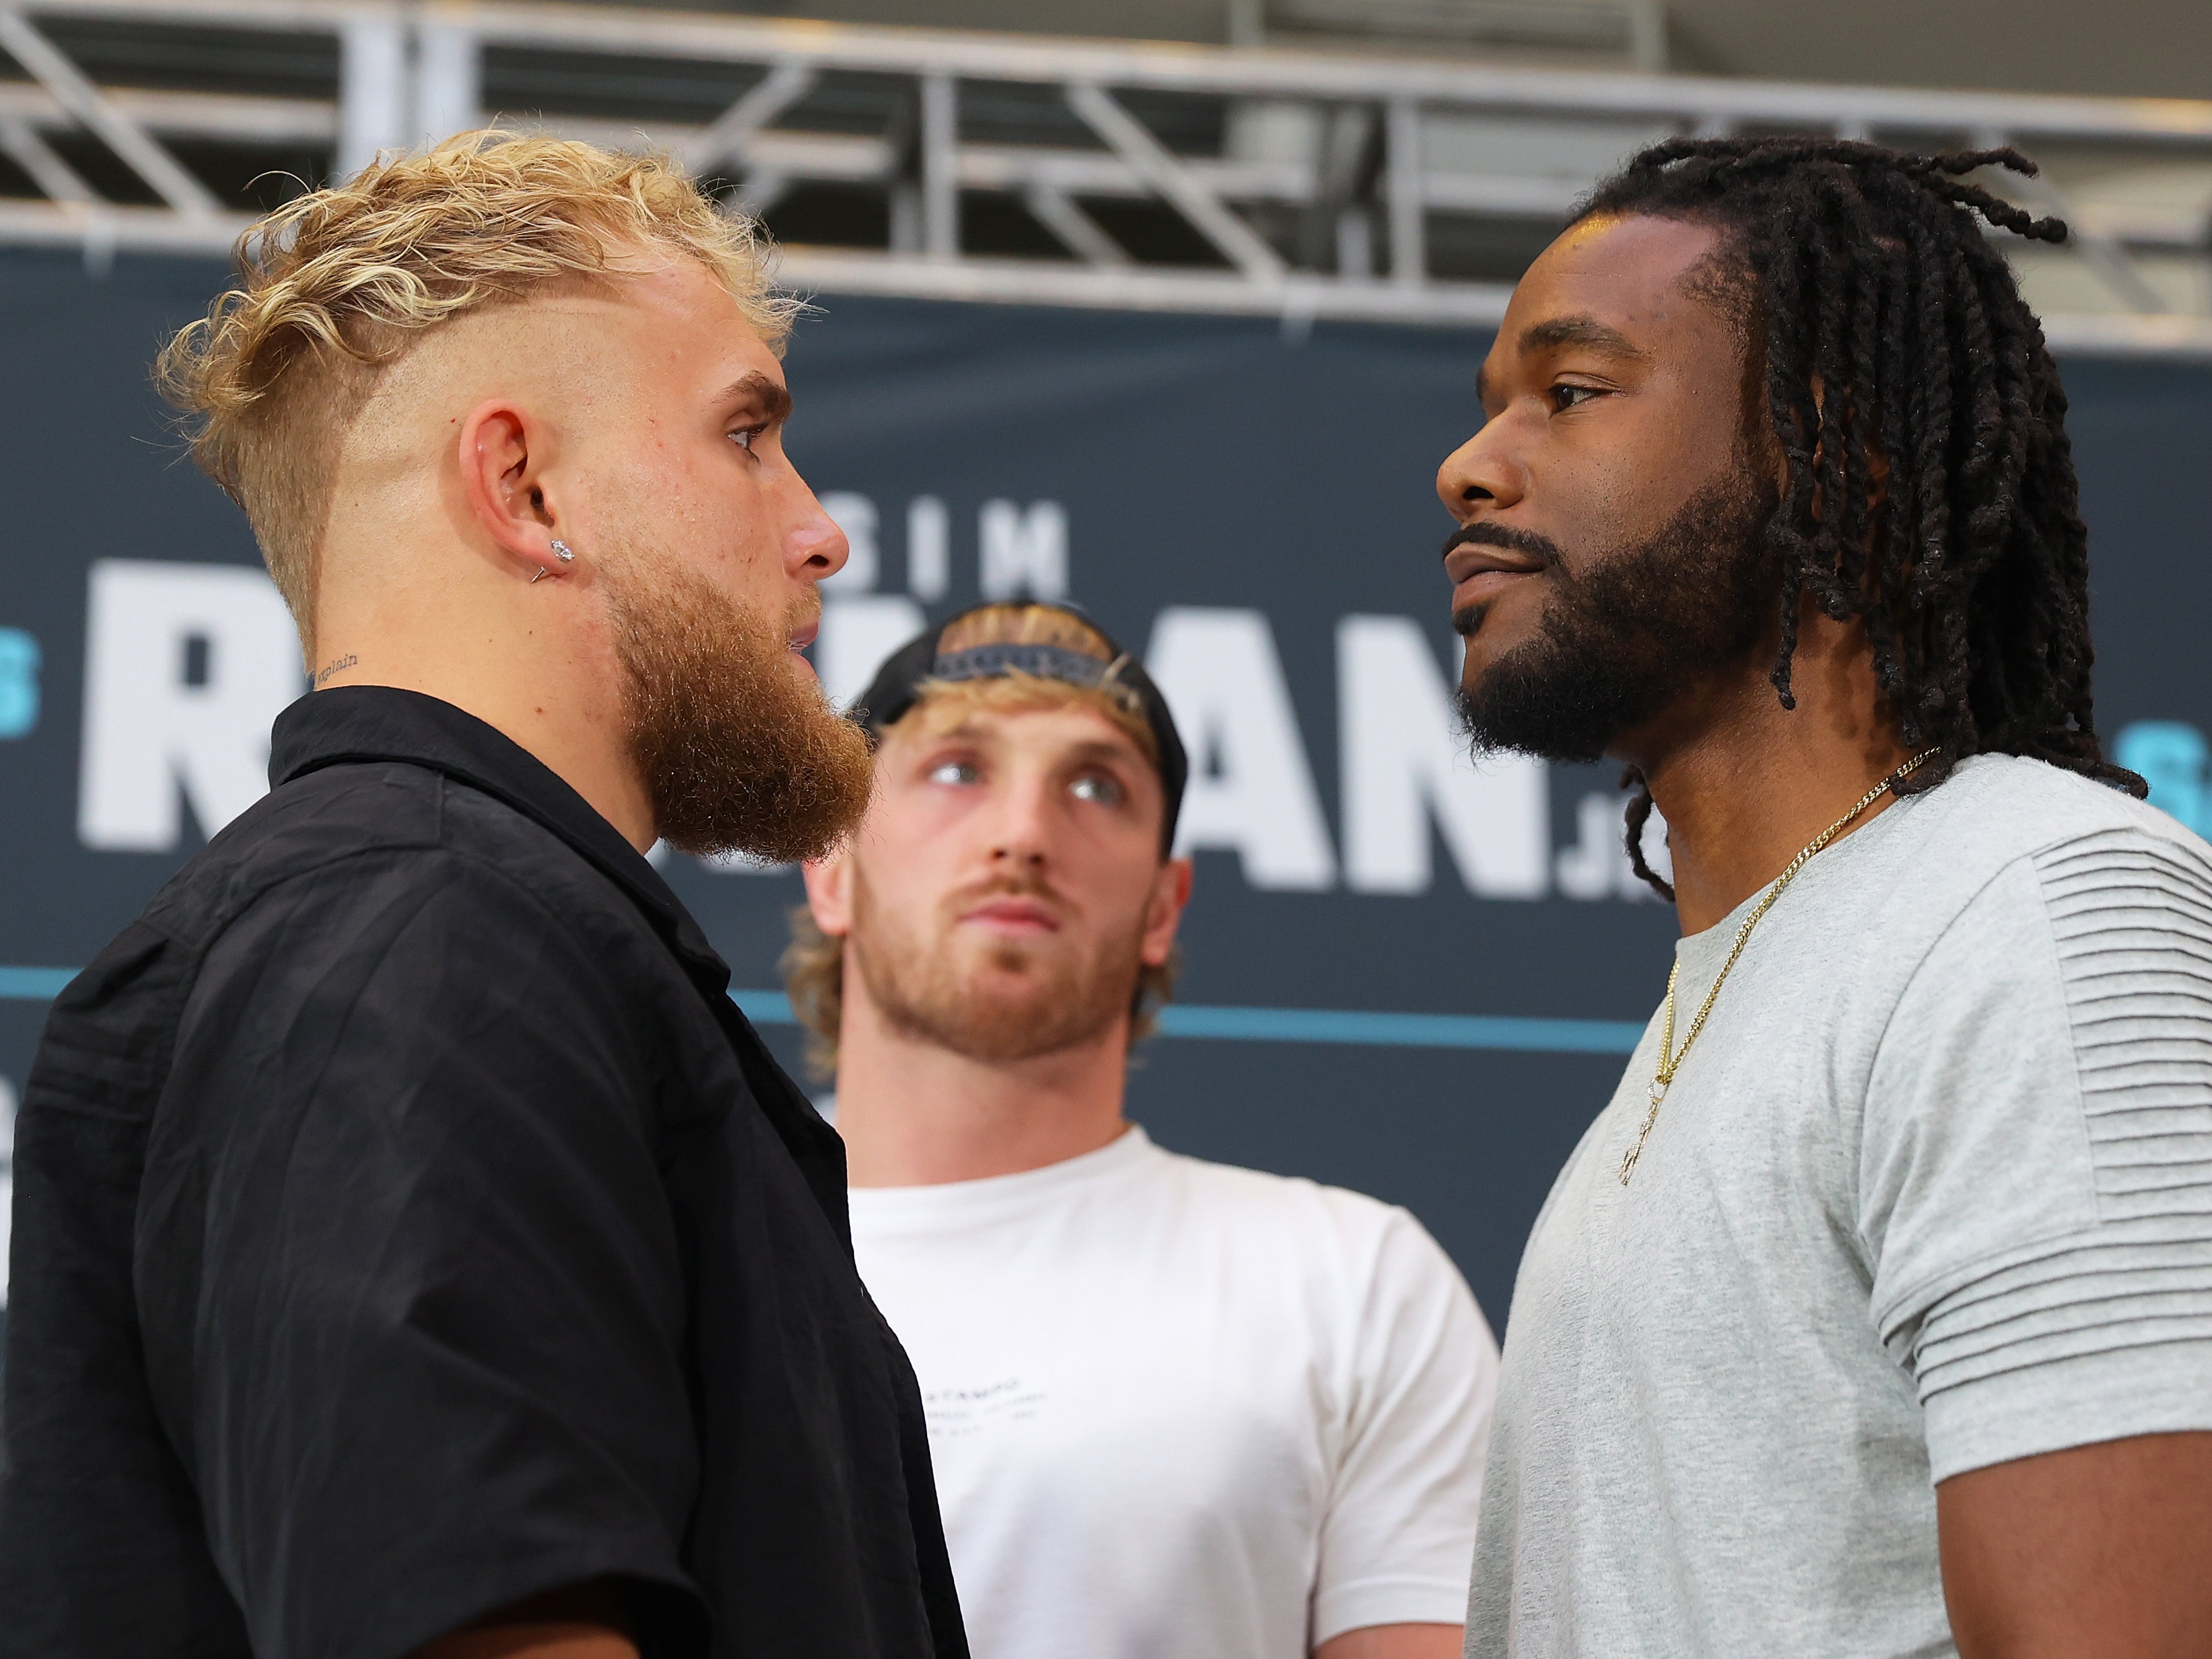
top-left (551, 540), bottom-right (576, 562)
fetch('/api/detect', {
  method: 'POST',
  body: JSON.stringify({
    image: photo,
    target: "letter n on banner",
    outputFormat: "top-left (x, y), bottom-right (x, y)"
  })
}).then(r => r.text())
top-left (1146, 607), bottom-right (1335, 890)
top-left (1337, 615), bottom-right (1547, 898)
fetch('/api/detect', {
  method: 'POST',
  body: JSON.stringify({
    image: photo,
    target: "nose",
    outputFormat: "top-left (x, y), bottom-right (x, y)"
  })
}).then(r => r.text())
top-left (785, 479), bottom-right (849, 585)
top-left (1436, 415), bottom-right (1527, 523)
top-left (988, 769), bottom-right (1054, 872)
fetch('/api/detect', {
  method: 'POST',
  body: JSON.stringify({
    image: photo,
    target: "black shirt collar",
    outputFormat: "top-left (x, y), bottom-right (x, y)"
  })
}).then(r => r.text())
top-left (269, 685), bottom-right (731, 991)
top-left (267, 684), bottom-right (852, 1241)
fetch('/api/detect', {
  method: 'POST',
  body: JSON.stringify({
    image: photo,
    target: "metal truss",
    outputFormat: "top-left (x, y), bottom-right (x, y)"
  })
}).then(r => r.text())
top-left (1, 0), bottom-right (2209, 356)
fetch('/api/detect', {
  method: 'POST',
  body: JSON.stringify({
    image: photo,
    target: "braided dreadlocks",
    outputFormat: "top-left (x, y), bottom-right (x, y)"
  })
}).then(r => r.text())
top-left (1572, 137), bottom-right (2143, 899)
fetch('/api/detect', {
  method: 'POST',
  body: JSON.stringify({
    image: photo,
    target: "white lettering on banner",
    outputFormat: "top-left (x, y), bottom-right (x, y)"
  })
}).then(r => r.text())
top-left (1147, 607), bottom-right (1337, 891)
top-left (1556, 791), bottom-right (1671, 900)
top-left (818, 492), bottom-right (880, 592)
top-left (979, 500), bottom-right (1069, 602)
top-left (78, 560), bottom-right (302, 851)
top-left (907, 497), bottom-right (950, 601)
top-left (819, 594), bottom-right (927, 712)
top-left (1337, 615), bottom-right (1547, 898)
top-left (815, 492), bottom-right (1068, 604)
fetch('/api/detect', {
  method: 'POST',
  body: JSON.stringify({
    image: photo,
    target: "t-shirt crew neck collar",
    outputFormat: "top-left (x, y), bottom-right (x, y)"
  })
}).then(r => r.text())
top-left (848, 1123), bottom-right (1158, 1229)
top-left (1672, 759), bottom-right (1965, 982)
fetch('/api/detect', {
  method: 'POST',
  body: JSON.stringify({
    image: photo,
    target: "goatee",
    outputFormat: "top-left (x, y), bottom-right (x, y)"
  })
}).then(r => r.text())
top-left (850, 870), bottom-right (1144, 1064)
top-left (1455, 468), bottom-right (1775, 763)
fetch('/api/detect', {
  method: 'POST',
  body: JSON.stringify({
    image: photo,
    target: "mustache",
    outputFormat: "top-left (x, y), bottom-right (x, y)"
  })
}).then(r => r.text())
top-left (949, 872), bottom-right (1069, 915)
top-left (1441, 521), bottom-right (1563, 568)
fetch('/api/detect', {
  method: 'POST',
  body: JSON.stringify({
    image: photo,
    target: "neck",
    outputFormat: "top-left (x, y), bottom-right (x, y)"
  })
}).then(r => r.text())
top-left (1630, 615), bottom-right (1913, 936)
top-left (833, 978), bottom-right (1132, 1187)
top-left (311, 536), bottom-right (656, 850)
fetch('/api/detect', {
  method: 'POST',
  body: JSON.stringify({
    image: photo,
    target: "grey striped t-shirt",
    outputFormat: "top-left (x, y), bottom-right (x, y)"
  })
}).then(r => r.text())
top-left (1466, 753), bottom-right (2212, 1657)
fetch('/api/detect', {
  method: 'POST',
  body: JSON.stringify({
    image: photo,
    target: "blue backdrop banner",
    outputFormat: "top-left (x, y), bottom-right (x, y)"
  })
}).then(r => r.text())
top-left (4, 246), bottom-right (2211, 1332)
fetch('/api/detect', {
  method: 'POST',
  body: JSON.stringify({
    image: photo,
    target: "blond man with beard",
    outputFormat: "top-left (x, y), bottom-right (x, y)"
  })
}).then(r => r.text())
top-left (0, 135), bottom-right (966, 1659)
top-left (787, 602), bottom-right (1500, 1659)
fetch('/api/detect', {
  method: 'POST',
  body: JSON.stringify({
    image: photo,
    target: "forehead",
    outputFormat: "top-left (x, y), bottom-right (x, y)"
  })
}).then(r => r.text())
top-left (1481, 213), bottom-right (1734, 388)
top-left (886, 696), bottom-right (1154, 766)
top-left (562, 255), bottom-right (782, 393)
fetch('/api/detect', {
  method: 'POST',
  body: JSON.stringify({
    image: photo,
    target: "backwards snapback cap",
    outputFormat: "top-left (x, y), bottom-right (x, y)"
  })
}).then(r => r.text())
top-left (852, 602), bottom-right (1189, 852)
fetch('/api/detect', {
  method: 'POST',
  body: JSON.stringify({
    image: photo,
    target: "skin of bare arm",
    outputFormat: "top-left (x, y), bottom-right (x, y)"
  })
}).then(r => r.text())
top-left (1937, 1431), bottom-right (2212, 1658)
top-left (1315, 1622), bottom-right (1464, 1659)
top-left (411, 1582), bottom-right (637, 1659)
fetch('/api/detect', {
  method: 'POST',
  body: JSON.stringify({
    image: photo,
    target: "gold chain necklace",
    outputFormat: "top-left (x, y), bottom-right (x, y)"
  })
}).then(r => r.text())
top-left (1616, 748), bottom-right (1942, 1187)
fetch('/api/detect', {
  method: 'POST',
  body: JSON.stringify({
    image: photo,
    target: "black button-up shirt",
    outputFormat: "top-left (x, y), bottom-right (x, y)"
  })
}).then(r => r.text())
top-left (0, 687), bottom-right (968, 1659)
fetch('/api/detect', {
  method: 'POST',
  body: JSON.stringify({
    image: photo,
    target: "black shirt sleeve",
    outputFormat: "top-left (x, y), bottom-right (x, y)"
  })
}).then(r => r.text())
top-left (137, 845), bottom-right (708, 1659)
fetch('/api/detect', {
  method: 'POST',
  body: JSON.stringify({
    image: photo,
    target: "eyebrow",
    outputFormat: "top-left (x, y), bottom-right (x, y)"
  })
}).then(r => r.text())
top-left (1479, 313), bottom-right (1649, 408)
top-left (1061, 738), bottom-right (1146, 770)
top-left (717, 371), bottom-right (791, 425)
top-left (915, 725), bottom-right (1146, 771)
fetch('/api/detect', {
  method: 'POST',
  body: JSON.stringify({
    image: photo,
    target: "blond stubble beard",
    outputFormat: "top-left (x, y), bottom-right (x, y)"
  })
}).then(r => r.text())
top-left (602, 552), bottom-right (874, 864)
top-left (848, 864), bottom-right (1146, 1064)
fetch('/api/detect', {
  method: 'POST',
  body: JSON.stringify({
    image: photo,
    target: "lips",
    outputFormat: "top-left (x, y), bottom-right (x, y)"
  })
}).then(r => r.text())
top-left (960, 897), bottom-right (1061, 935)
top-left (1445, 544), bottom-right (1545, 618)
top-left (788, 619), bottom-right (819, 651)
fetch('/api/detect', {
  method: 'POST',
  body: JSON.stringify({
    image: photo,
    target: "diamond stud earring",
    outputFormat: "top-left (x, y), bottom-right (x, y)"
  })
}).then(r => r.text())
top-left (550, 540), bottom-right (576, 562)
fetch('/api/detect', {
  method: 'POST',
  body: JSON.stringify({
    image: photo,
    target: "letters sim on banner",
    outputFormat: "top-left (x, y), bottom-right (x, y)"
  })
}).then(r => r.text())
top-left (72, 553), bottom-right (1668, 902)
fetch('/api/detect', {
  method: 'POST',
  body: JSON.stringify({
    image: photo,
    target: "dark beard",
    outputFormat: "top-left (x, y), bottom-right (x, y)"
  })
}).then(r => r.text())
top-left (850, 870), bottom-right (1144, 1064)
top-left (1455, 469), bottom-right (1775, 763)
top-left (604, 558), bottom-right (874, 864)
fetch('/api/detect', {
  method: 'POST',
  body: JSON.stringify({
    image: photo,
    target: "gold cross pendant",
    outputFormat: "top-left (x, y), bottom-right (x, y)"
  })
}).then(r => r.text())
top-left (1618, 1081), bottom-right (1667, 1186)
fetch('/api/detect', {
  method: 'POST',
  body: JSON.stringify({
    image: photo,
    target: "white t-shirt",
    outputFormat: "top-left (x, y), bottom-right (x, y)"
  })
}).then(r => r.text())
top-left (849, 1126), bottom-right (1499, 1659)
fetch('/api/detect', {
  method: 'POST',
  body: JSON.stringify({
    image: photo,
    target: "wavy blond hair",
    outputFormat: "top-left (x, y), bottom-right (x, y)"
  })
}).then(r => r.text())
top-left (784, 604), bottom-right (1179, 1079)
top-left (155, 130), bottom-right (799, 653)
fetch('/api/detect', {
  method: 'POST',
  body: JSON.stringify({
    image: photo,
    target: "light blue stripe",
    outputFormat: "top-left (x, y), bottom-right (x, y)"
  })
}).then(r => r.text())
top-left (1154, 1004), bottom-right (1646, 1053)
top-left (730, 986), bottom-right (1642, 1054)
top-left (0, 966), bottom-right (76, 1001)
top-left (1, 967), bottom-right (1639, 1054)
top-left (730, 988), bottom-right (795, 1025)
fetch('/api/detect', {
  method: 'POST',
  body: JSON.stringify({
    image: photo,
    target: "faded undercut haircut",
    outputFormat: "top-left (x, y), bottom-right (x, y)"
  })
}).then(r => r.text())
top-left (155, 129), bottom-right (799, 655)
top-left (784, 603), bottom-right (1179, 1079)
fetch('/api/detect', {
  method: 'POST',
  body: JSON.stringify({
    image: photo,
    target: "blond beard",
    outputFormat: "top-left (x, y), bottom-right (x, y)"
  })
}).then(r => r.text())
top-left (601, 552), bottom-right (873, 864)
top-left (848, 864), bottom-right (1144, 1063)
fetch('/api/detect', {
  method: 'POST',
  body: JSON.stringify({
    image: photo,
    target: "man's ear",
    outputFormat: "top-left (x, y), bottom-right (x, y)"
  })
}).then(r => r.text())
top-left (1140, 855), bottom-right (1194, 969)
top-left (802, 849), bottom-right (854, 938)
top-left (457, 398), bottom-right (565, 579)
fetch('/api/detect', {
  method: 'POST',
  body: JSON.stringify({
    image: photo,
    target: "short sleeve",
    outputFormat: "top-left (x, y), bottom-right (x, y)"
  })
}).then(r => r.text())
top-left (1312, 1209), bottom-right (1500, 1644)
top-left (143, 848), bottom-right (706, 1659)
top-left (1862, 826), bottom-right (2212, 1485)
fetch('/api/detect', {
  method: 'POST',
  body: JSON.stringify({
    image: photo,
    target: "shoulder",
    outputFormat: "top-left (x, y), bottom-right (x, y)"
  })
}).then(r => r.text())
top-left (1146, 1143), bottom-right (1468, 1295)
top-left (1911, 754), bottom-right (2201, 876)
top-left (138, 761), bottom-right (633, 959)
top-left (1918, 758), bottom-right (2211, 951)
top-left (105, 765), bottom-right (681, 1065)
top-left (1849, 757), bottom-right (2205, 981)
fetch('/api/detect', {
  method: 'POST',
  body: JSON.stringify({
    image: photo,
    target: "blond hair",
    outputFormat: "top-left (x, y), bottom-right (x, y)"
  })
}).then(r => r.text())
top-left (784, 603), bottom-right (1179, 1078)
top-left (155, 130), bottom-right (799, 652)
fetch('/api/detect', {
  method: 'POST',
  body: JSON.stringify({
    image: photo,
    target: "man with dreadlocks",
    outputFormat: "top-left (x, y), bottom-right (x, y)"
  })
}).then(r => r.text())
top-left (1441, 137), bottom-right (2212, 1656)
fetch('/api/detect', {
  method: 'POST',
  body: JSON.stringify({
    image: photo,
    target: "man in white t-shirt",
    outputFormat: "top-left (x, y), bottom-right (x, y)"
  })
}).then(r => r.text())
top-left (785, 599), bottom-right (1499, 1659)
